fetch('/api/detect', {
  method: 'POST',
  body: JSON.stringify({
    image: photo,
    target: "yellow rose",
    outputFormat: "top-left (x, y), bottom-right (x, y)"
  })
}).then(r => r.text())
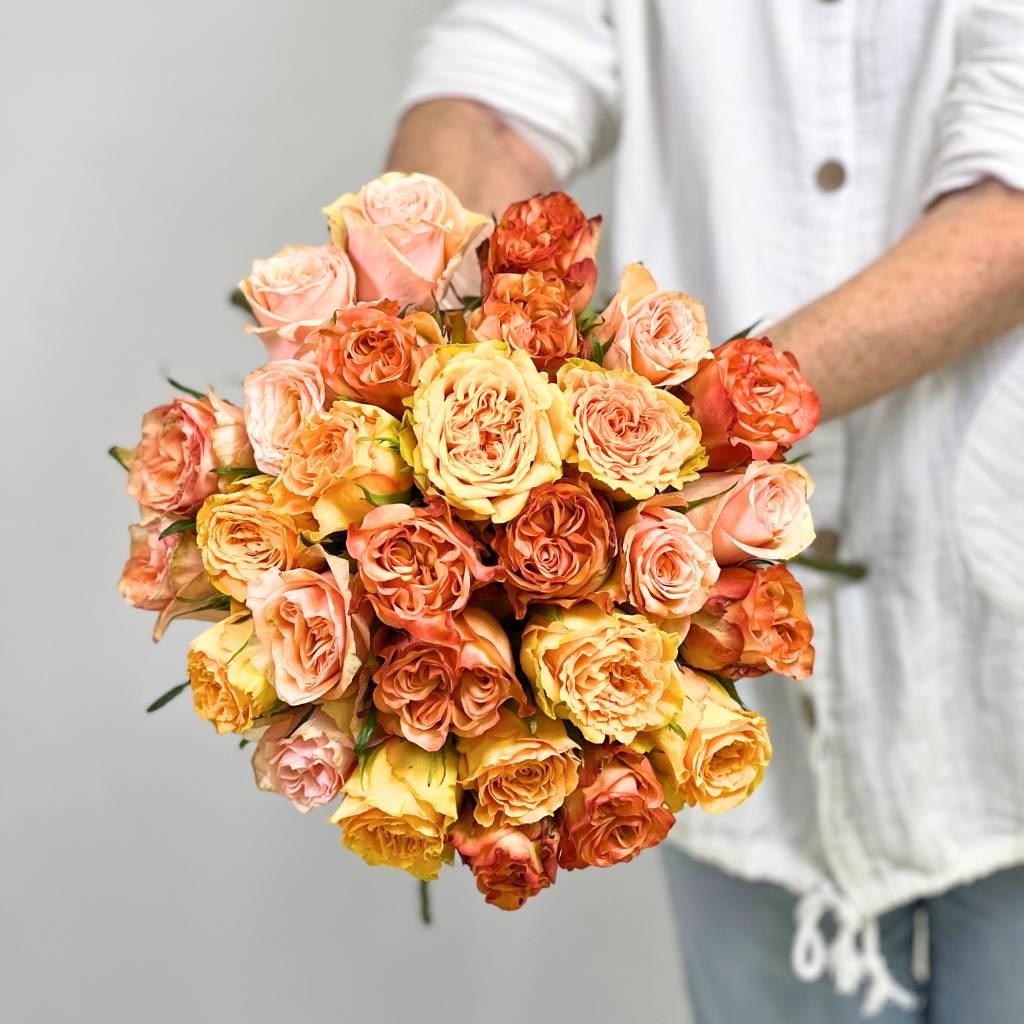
top-left (457, 708), bottom-right (579, 827)
top-left (400, 340), bottom-right (573, 523)
top-left (330, 738), bottom-right (458, 881)
top-left (271, 399), bottom-right (413, 536)
top-left (195, 476), bottom-right (322, 602)
top-left (187, 614), bottom-right (277, 734)
top-left (520, 602), bottom-right (684, 744)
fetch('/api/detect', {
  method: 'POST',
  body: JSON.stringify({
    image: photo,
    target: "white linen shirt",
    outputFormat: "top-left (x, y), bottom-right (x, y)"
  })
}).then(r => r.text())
top-left (403, 0), bottom-right (1024, 1010)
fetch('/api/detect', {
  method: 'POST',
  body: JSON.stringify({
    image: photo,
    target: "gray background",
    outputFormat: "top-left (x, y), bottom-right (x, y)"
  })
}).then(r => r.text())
top-left (0, 2), bottom-right (689, 1021)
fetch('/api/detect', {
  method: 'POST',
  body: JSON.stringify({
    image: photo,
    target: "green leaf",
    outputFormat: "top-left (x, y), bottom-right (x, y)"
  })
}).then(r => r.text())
top-left (108, 445), bottom-right (134, 471)
top-left (358, 745), bottom-right (380, 789)
top-left (211, 466), bottom-right (261, 479)
top-left (159, 518), bottom-right (197, 540)
top-left (354, 706), bottom-right (377, 757)
top-left (707, 673), bottom-right (748, 710)
top-left (684, 483), bottom-right (737, 513)
top-left (229, 287), bottom-right (256, 320)
top-left (790, 554), bottom-right (867, 580)
top-left (590, 336), bottom-right (611, 367)
top-left (575, 307), bottom-right (603, 335)
top-left (146, 681), bottom-right (190, 713)
top-left (787, 452), bottom-right (812, 465)
top-left (419, 879), bottom-right (432, 926)
top-left (357, 485), bottom-right (413, 508)
top-left (159, 593), bottom-right (231, 630)
top-left (725, 318), bottom-right (763, 342)
top-left (668, 721), bottom-right (688, 742)
top-left (238, 738), bottom-right (250, 749)
top-left (167, 376), bottom-right (206, 400)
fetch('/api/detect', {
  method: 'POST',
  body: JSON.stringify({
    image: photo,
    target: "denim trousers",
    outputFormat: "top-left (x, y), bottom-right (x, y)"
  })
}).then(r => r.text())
top-left (663, 849), bottom-right (1024, 1023)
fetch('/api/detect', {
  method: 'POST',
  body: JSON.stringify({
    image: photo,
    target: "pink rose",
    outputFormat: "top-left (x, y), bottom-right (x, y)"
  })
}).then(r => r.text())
top-left (243, 359), bottom-right (326, 475)
top-left (239, 244), bottom-right (357, 361)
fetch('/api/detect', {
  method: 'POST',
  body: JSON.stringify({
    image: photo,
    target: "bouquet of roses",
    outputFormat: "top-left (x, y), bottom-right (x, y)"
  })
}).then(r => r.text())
top-left (113, 172), bottom-right (820, 913)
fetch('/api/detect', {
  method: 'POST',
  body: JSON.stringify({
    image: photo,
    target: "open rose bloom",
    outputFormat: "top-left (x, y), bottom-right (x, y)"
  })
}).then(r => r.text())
top-left (113, 173), bottom-right (821, 911)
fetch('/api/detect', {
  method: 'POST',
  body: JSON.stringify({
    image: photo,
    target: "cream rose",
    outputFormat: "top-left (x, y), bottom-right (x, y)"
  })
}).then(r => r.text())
top-left (243, 359), bottom-right (326, 475)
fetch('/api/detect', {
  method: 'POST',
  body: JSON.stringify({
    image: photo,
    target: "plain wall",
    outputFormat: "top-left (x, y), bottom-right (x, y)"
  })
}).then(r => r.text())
top-left (0, 3), bottom-right (688, 1022)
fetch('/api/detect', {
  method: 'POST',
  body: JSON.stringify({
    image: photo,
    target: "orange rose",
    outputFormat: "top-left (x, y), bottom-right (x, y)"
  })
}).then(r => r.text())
top-left (681, 564), bottom-right (814, 680)
top-left (685, 337), bottom-right (820, 470)
top-left (558, 745), bottom-right (675, 869)
top-left (243, 359), bottom-right (326, 475)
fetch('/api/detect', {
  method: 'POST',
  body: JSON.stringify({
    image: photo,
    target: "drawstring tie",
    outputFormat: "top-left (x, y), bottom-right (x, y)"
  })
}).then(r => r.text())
top-left (791, 881), bottom-right (922, 1017)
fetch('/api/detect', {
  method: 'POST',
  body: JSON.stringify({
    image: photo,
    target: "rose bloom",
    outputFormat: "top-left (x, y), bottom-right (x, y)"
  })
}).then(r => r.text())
top-left (557, 359), bottom-right (706, 500)
top-left (246, 555), bottom-right (371, 706)
top-left (492, 476), bottom-right (617, 617)
top-left (330, 738), bottom-right (458, 881)
top-left (595, 263), bottom-right (711, 386)
top-left (520, 602), bottom-right (684, 744)
top-left (481, 192), bottom-right (601, 311)
top-left (458, 708), bottom-right (579, 827)
top-left (648, 671), bottom-right (772, 814)
top-left (682, 564), bottom-right (815, 680)
top-left (558, 744), bottom-right (675, 869)
top-left (118, 517), bottom-right (221, 641)
top-left (243, 359), bottom-right (326, 475)
top-left (401, 340), bottom-right (573, 523)
top-left (188, 614), bottom-right (277, 734)
top-left (272, 398), bottom-right (412, 536)
top-left (125, 390), bottom-right (252, 517)
top-left (238, 244), bottom-right (357, 360)
top-left (299, 300), bottom-right (443, 417)
top-left (347, 499), bottom-right (500, 644)
top-left (615, 494), bottom-right (719, 630)
top-left (682, 461), bottom-right (815, 564)
top-left (252, 703), bottom-right (357, 813)
top-left (467, 270), bottom-right (581, 372)
top-left (448, 814), bottom-right (559, 911)
top-left (196, 475), bottom-right (323, 602)
top-left (323, 171), bottom-right (490, 309)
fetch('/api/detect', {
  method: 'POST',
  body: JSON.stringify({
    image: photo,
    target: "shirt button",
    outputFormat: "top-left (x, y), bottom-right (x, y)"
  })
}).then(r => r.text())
top-left (816, 160), bottom-right (846, 192)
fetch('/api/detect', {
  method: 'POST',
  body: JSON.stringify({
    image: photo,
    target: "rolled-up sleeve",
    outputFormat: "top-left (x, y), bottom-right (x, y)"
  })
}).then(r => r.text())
top-left (923, 0), bottom-right (1024, 205)
top-left (400, 0), bottom-right (620, 180)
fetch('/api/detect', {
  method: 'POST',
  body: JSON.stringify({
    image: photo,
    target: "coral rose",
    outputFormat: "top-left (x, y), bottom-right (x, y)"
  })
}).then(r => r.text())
top-left (682, 461), bottom-right (815, 564)
top-left (324, 171), bottom-right (490, 309)
top-left (595, 263), bottom-right (711, 386)
top-left (401, 340), bottom-right (573, 523)
top-left (330, 738), bottom-right (458, 881)
top-left (685, 337), bottom-right (820, 470)
top-left (681, 564), bottom-right (815, 680)
top-left (557, 359), bottom-right (706, 500)
top-left (243, 359), bottom-right (326, 475)
top-left (558, 744), bottom-right (675, 869)
top-left (520, 602), bottom-right (685, 744)
top-left (238, 244), bottom-right (356, 360)
top-left (449, 814), bottom-right (559, 910)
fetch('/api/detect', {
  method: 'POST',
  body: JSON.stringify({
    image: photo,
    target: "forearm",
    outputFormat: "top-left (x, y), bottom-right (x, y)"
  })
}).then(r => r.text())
top-left (386, 99), bottom-right (556, 217)
top-left (771, 180), bottom-right (1024, 420)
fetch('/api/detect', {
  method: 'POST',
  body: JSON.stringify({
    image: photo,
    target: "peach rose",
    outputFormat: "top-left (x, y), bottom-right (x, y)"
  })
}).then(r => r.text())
top-left (615, 494), bottom-right (719, 631)
top-left (558, 744), bottom-right (675, 869)
top-left (324, 171), bottom-right (491, 309)
top-left (448, 814), bottom-right (559, 910)
top-left (252, 703), bottom-right (357, 812)
top-left (682, 461), bottom-right (815, 564)
top-left (481, 192), bottom-right (601, 311)
top-left (458, 708), bottom-right (579, 827)
top-left (299, 300), bottom-right (443, 417)
top-left (243, 359), bottom-right (326, 475)
top-left (196, 475), bottom-right (323, 602)
top-left (557, 359), bottom-right (706, 500)
top-left (466, 270), bottom-right (581, 372)
top-left (238, 244), bottom-right (357, 360)
top-left (330, 737), bottom-right (458, 881)
top-left (246, 555), bottom-right (371, 706)
top-left (188, 613), bottom-right (277, 734)
top-left (125, 390), bottom-right (253, 517)
top-left (401, 341), bottom-right (573, 523)
top-left (681, 564), bottom-right (814, 680)
top-left (520, 602), bottom-right (685, 744)
top-left (372, 608), bottom-right (529, 751)
top-left (685, 337), bottom-right (821, 470)
top-left (118, 517), bottom-right (222, 641)
top-left (271, 398), bottom-right (412, 536)
top-left (595, 264), bottom-right (711, 386)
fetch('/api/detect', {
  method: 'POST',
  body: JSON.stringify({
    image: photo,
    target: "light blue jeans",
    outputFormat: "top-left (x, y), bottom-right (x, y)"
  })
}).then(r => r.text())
top-left (663, 849), bottom-right (1024, 1023)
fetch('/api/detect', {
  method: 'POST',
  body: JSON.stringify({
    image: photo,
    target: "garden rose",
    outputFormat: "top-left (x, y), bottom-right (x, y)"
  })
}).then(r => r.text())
top-left (239, 244), bottom-right (357, 360)
top-left (330, 738), bottom-right (458, 881)
top-left (401, 341), bottom-right (573, 522)
top-left (685, 336), bottom-right (820, 469)
top-left (558, 744), bottom-right (675, 869)
top-left (557, 359), bottom-right (706, 500)
top-left (243, 359), bottom-right (326, 475)
top-left (520, 602), bottom-right (684, 744)
top-left (324, 171), bottom-right (490, 309)
top-left (595, 263), bottom-right (710, 386)
top-left (682, 461), bottom-right (815, 564)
